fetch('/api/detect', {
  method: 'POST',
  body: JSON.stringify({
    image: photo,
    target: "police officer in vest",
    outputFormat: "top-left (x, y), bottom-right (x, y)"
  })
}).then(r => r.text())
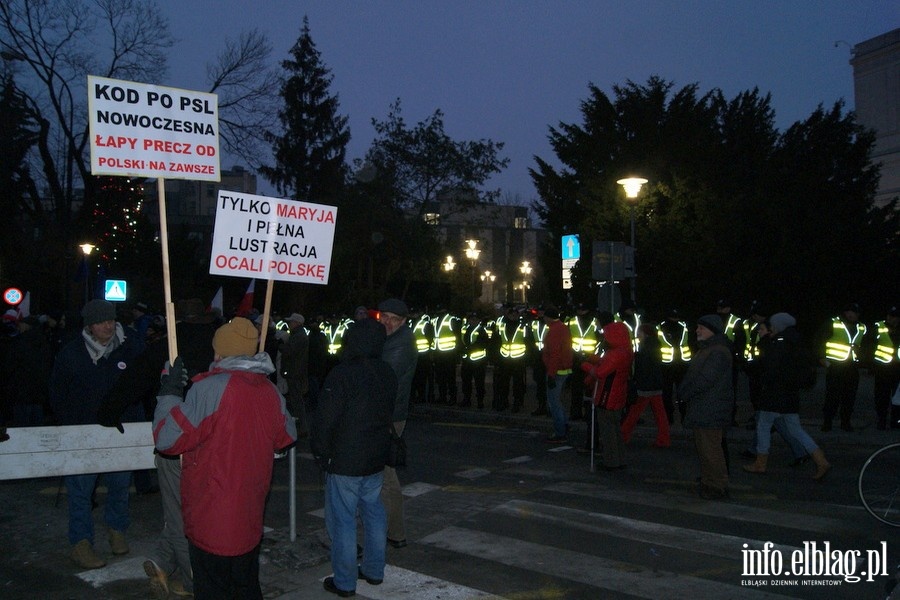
top-left (819, 303), bottom-right (866, 432)
top-left (657, 308), bottom-right (691, 424)
top-left (867, 305), bottom-right (899, 430)
top-left (567, 303), bottom-right (599, 421)
top-left (432, 307), bottom-right (461, 405)
top-left (742, 301), bottom-right (768, 428)
top-left (528, 306), bottom-right (549, 416)
top-left (493, 306), bottom-right (528, 412)
top-left (460, 312), bottom-right (488, 408)
top-left (409, 307), bottom-right (435, 404)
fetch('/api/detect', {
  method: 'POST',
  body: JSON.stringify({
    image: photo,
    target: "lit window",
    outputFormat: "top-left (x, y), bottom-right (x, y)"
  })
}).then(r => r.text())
top-left (514, 217), bottom-right (527, 229)
top-left (424, 212), bottom-right (440, 225)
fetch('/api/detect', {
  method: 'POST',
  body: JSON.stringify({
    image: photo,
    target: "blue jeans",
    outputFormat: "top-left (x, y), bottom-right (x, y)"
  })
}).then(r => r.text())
top-left (65, 470), bottom-right (132, 545)
top-left (547, 373), bottom-right (570, 437)
top-left (325, 472), bottom-right (386, 592)
top-left (755, 411), bottom-right (819, 456)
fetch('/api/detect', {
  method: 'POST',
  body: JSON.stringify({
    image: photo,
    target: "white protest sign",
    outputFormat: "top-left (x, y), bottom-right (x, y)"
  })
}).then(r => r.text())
top-left (87, 75), bottom-right (220, 181)
top-left (209, 191), bottom-right (337, 285)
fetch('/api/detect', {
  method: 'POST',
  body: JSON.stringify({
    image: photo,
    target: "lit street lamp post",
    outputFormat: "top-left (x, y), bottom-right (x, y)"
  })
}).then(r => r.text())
top-left (79, 243), bottom-right (96, 304)
top-left (464, 239), bottom-right (481, 301)
top-left (519, 261), bottom-right (532, 305)
top-left (616, 177), bottom-right (647, 304)
top-left (480, 270), bottom-right (496, 304)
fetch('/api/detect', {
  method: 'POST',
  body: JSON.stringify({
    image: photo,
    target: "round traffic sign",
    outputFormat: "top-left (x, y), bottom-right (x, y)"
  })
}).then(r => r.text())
top-left (3, 287), bottom-right (23, 305)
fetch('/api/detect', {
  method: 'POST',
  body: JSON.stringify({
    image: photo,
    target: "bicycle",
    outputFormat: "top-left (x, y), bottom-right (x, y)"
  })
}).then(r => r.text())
top-left (858, 442), bottom-right (900, 527)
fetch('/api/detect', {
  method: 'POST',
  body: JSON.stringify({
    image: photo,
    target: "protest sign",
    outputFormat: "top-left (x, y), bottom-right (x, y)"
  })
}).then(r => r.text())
top-left (87, 75), bottom-right (220, 182)
top-left (209, 191), bottom-right (337, 285)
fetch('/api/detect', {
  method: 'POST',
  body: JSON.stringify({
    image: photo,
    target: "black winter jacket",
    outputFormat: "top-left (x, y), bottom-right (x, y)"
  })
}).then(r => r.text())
top-left (312, 319), bottom-right (397, 476)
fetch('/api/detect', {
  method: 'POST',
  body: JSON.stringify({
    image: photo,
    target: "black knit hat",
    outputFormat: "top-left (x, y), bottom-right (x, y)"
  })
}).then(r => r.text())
top-left (697, 314), bottom-right (724, 335)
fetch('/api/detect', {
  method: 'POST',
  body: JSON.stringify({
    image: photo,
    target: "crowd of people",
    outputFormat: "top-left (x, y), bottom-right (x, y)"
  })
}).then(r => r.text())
top-left (0, 293), bottom-right (897, 597)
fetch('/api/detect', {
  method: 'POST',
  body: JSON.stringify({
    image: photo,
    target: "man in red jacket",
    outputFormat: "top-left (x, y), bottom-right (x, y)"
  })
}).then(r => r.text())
top-left (542, 306), bottom-right (574, 443)
top-left (153, 317), bottom-right (297, 599)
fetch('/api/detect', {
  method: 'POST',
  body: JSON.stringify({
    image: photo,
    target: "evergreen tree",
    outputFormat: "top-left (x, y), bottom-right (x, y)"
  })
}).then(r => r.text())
top-left (79, 176), bottom-right (156, 271)
top-left (261, 16), bottom-right (350, 205)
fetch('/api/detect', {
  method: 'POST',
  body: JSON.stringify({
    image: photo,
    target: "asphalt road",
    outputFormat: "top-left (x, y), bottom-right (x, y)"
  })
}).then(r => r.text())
top-left (1, 369), bottom-right (899, 599)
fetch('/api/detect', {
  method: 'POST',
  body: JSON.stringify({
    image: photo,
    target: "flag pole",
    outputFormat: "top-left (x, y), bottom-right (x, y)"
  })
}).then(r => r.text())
top-left (258, 277), bottom-right (275, 352)
top-left (157, 177), bottom-right (178, 363)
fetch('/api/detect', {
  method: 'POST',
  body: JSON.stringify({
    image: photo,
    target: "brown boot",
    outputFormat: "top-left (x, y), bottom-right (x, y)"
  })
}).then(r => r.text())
top-left (811, 448), bottom-right (831, 480)
top-left (742, 454), bottom-right (768, 473)
top-left (71, 539), bottom-right (106, 569)
top-left (108, 529), bottom-right (129, 555)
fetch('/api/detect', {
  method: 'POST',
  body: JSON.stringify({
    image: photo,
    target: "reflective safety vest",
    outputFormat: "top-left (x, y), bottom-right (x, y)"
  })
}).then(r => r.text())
top-left (824, 317), bottom-right (866, 362)
top-left (872, 321), bottom-right (898, 364)
top-left (462, 322), bottom-right (487, 361)
top-left (743, 321), bottom-right (762, 362)
top-left (722, 314), bottom-right (742, 342)
top-left (324, 319), bottom-right (350, 356)
top-left (499, 322), bottom-right (528, 359)
top-left (413, 315), bottom-right (433, 354)
top-left (432, 314), bottom-right (459, 352)
top-left (616, 314), bottom-right (641, 352)
top-left (658, 321), bottom-right (692, 363)
top-left (531, 320), bottom-right (548, 351)
top-left (569, 317), bottom-right (598, 354)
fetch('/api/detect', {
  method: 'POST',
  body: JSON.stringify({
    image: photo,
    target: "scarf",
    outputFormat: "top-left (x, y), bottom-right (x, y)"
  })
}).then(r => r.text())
top-left (82, 323), bottom-right (125, 364)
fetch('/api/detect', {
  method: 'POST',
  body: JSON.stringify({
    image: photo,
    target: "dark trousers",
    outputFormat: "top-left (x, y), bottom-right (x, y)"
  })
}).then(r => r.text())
top-left (531, 360), bottom-right (547, 411)
top-left (460, 360), bottom-right (486, 406)
top-left (494, 359), bottom-right (525, 410)
top-left (433, 351), bottom-right (458, 403)
top-left (411, 354), bottom-right (433, 403)
top-left (822, 363), bottom-right (859, 426)
top-left (661, 364), bottom-right (685, 424)
top-left (569, 355), bottom-right (587, 419)
top-left (189, 541), bottom-right (262, 600)
top-left (873, 366), bottom-right (900, 429)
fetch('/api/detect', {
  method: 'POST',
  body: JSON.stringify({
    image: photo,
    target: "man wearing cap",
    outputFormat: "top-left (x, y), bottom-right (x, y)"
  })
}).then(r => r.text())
top-left (49, 299), bottom-right (144, 569)
top-left (818, 303), bottom-right (866, 432)
top-left (679, 314), bottom-right (735, 500)
top-left (153, 317), bottom-right (297, 598)
top-left (280, 313), bottom-right (310, 435)
top-left (377, 298), bottom-right (417, 549)
top-left (868, 306), bottom-right (900, 430)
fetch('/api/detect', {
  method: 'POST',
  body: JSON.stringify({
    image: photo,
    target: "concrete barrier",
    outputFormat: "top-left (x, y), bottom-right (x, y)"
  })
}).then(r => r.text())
top-left (0, 423), bottom-right (155, 480)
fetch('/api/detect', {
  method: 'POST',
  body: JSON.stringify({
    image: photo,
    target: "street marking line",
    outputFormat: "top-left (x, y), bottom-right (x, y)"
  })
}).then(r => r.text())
top-left (403, 482), bottom-right (441, 497)
top-left (545, 482), bottom-right (847, 533)
top-left (420, 526), bottom-right (789, 599)
top-left (455, 468), bottom-right (491, 479)
top-left (491, 499), bottom-right (801, 559)
top-left (503, 455), bottom-right (533, 464)
top-left (546, 445), bottom-right (572, 453)
top-left (324, 563), bottom-right (503, 599)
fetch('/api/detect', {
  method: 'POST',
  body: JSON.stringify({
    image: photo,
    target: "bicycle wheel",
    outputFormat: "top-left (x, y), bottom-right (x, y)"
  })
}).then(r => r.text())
top-left (859, 443), bottom-right (900, 527)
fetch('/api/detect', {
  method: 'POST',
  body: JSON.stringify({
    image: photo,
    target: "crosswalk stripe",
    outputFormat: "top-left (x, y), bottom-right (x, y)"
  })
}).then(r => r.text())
top-left (419, 525), bottom-right (791, 599)
top-left (545, 481), bottom-right (847, 533)
top-left (339, 564), bottom-right (503, 599)
top-left (491, 499), bottom-right (801, 558)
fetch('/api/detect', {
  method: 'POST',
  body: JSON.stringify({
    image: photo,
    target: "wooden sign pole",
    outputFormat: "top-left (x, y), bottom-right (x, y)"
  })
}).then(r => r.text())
top-left (157, 176), bottom-right (178, 363)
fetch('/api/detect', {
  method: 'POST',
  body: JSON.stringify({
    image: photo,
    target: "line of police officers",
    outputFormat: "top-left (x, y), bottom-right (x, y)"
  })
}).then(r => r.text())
top-left (304, 299), bottom-right (899, 432)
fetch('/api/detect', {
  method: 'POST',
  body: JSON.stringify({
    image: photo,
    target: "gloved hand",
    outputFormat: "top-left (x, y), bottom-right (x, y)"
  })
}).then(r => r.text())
top-left (159, 357), bottom-right (188, 398)
top-left (546, 375), bottom-right (556, 390)
top-left (97, 401), bottom-right (125, 434)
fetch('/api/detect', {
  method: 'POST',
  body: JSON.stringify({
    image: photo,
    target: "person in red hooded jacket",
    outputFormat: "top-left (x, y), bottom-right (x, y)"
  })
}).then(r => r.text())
top-left (580, 321), bottom-right (634, 470)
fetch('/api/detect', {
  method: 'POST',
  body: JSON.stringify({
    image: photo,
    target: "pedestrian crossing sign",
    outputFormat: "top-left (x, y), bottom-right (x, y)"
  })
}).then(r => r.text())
top-left (104, 279), bottom-right (127, 302)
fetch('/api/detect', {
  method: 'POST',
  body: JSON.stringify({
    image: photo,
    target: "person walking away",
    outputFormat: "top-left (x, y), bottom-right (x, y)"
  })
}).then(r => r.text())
top-left (658, 309), bottom-right (691, 424)
top-left (621, 323), bottom-right (670, 447)
top-left (152, 317), bottom-right (297, 599)
top-left (542, 307), bottom-right (573, 443)
top-left (743, 313), bottom-right (831, 479)
top-left (459, 312), bottom-right (488, 408)
top-left (311, 319), bottom-right (397, 596)
top-left (580, 321), bottom-right (633, 470)
top-left (377, 299), bottom-right (417, 549)
top-left (49, 300), bottom-right (144, 569)
top-left (679, 314), bottom-right (735, 499)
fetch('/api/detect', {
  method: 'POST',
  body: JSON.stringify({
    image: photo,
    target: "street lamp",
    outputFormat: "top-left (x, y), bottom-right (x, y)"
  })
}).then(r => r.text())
top-left (517, 281), bottom-right (531, 303)
top-left (617, 177), bottom-right (647, 303)
top-left (518, 261), bottom-right (532, 305)
top-left (464, 239), bottom-right (481, 300)
top-left (480, 270), bottom-right (496, 303)
top-left (442, 255), bottom-right (456, 272)
top-left (80, 243), bottom-right (96, 303)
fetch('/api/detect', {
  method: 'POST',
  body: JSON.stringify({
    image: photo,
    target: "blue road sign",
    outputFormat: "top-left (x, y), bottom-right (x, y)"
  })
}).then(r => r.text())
top-left (104, 280), bottom-right (127, 302)
top-left (561, 234), bottom-right (580, 260)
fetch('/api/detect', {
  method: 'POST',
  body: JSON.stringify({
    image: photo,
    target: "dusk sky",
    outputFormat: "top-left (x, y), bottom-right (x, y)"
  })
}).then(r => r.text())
top-left (159, 1), bottom-right (898, 201)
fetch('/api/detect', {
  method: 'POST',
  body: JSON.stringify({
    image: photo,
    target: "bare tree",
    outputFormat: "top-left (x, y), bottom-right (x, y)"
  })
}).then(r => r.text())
top-left (207, 29), bottom-right (279, 171)
top-left (0, 0), bottom-right (174, 222)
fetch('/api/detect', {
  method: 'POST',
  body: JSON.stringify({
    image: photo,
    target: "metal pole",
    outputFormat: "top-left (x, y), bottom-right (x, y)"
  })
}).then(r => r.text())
top-left (630, 204), bottom-right (636, 303)
top-left (289, 446), bottom-right (296, 542)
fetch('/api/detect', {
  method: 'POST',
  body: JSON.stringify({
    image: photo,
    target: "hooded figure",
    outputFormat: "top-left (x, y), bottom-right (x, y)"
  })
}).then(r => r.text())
top-left (311, 317), bottom-right (398, 596)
